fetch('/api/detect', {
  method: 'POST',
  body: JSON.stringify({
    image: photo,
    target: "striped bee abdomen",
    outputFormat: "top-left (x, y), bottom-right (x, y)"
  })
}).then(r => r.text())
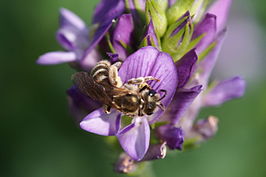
top-left (91, 60), bottom-right (111, 86)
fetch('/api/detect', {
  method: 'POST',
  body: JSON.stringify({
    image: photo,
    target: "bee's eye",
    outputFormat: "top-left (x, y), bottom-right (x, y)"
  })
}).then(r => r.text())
top-left (148, 90), bottom-right (156, 97)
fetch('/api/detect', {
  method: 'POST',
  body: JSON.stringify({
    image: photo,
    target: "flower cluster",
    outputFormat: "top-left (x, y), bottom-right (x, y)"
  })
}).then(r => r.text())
top-left (37, 0), bottom-right (245, 174)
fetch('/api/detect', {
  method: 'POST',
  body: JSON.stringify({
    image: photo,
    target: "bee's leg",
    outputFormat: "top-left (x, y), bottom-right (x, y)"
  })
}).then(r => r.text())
top-left (156, 102), bottom-right (165, 111)
top-left (104, 105), bottom-right (112, 114)
top-left (112, 61), bottom-right (122, 69)
top-left (109, 64), bottom-right (123, 87)
top-left (127, 76), bottom-right (160, 85)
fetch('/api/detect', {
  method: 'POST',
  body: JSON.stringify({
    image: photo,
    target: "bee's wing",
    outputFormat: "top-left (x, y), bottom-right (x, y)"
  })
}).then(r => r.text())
top-left (72, 72), bottom-right (112, 104)
top-left (110, 87), bottom-right (132, 97)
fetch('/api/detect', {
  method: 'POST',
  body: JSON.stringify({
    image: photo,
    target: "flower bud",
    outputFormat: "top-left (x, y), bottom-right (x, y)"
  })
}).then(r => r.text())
top-left (167, 0), bottom-right (210, 25)
top-left (140, 20), bottom-right (161, 49)
top-left (157, 125), bottom-right (184, 150)
top-left (142, 143), bottom-right (167, 161)
top-left (162, 12), bottom-right (194, 61)
top-left (145, 0), bottom-right (168, 37)
top-left (193, 116), bottom-right (219, 139)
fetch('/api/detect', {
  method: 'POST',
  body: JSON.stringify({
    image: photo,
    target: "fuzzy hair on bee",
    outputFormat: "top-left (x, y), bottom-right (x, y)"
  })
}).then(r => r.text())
top-left (72, 60), bottom-right (167, 117)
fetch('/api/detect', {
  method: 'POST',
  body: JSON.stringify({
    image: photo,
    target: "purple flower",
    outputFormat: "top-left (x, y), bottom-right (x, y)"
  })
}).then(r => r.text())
top-left (37, 8), bottom-right (100, 70)
top-left (79, 46), bottom-right (178, 160)
top-left (156, 50), bottom-right (202, 149)
top-left (157, 125), bottom-right (184, 150)
top-left (85, 0), bottom-right (125, 56)
top-left (171, 0), bottom-right (246, 140)
top-left (37, 2), bottom-right (125, 70)
top-left (112, 14), bottom-right (135, 59)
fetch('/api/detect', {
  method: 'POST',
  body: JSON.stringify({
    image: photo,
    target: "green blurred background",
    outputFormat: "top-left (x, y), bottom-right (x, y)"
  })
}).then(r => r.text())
top-left (1, 0), bottom-right (265, 177)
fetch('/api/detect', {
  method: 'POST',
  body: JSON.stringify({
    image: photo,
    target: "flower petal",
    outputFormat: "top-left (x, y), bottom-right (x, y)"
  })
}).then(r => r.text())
top-left (203, 76), bottom-right (246, 107)
top-left (67, 86), bottom-right (101, 123)
top-left (142, 142), bottom-right (167, 161)
top-left (112, 14), bottom-right (134, 59)
top-left (80, 108), bottom-right (121, 136)
top-left (36, 51), bottom-right (76, 65)
top-left (84, 23), bottom-right (112, 57)
top-left (117, 118), bottom-right (150, 161)
top-left (193, 116), bottom-right (219, 139)
top-left (143, 20), bottom-right (160, 48)
top-left (157, 124), bottom-right (184, 150)
top-left (118, 46), bottom-right (178, 122)
top-left (59, 8), bottom-right (86, 30)
top-left (93, 0), bottom-right (125, 25)
top-left (193, 13), bottom-right (217, 53)
top-left (57, 8), bottom-right (89, 51)
top-left (164, 85), bottom-right (202, 124)
top-left (107, 53), bottom-right (119, 63)
top-left (198, 29), bottom-right (226, 85)
top-left (208, 0), bottom-right (232, 32)
top-left (175, 49), bottom-right (198, 88)
top-left (78, 49), bottom-right (101, 71)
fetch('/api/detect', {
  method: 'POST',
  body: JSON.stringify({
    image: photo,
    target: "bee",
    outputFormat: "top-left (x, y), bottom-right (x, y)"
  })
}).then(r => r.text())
top-left (72, 60), bottom-right (166, 117)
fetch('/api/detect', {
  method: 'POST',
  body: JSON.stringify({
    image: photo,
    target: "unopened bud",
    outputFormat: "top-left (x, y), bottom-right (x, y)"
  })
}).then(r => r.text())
top-left (142, 142), bottom-right (167, 161)
top-left (145, 0), bottom-right (167, 37)
top-left (167, 0), bottom-right (210, 25)
top-left (162, 12), bottom-right (194, 61)
top-left (193, 116), bottom-right (219, 139)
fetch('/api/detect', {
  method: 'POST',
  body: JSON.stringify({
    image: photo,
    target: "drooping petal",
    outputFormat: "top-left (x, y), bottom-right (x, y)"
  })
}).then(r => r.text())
top-left (118, 46), bottom-right (178, 122)
top-left (164, 85), bottom-right (202, 124)
top-left (157, 124), bottom-right (184, 150)
top-left (208, 0), bottom-right (232, 32)
top-left (67, 86), bottom-right (101, 123)
top-left (93, 0), bottom-right (125, 25)
top-left (203, 77), bottom-right (246, 107)
top-left (112, 14), bottom-right (134, 59)
top-left (36, 51), bottom-right (76, 65)
top-left (175, 49), bottom-right (198, 88)
top-left (193, 13), bottom-right (217, 53)
top-left (80, 108), bottom-right (121, 136)
top-left (117, 118), bottom-right (150, 161)
top-left (57, 8), bottom-right (89, 51)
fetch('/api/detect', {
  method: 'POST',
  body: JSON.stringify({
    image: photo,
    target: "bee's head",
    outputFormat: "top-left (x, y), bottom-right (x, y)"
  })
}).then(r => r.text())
top-left (143, 89), bottom-right (166, 115)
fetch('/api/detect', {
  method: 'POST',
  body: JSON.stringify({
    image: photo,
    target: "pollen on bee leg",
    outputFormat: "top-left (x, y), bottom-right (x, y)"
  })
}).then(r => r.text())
top-left (109, 64), bottom-right (123, 87)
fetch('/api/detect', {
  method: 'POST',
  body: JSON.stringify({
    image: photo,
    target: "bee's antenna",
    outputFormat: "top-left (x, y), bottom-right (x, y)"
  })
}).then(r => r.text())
top-left (157, 89), bottom-right (167, 101)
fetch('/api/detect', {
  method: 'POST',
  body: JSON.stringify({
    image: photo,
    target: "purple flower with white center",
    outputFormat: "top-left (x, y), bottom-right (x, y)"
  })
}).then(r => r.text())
top-left (79, 46), bottom-right (178, 160)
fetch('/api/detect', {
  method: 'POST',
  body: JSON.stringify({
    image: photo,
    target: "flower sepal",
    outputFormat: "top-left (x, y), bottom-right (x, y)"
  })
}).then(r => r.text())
top-left (162, 12), bottom-right (194, 61)
top-left (145, 0), bottom-right (168, 37)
